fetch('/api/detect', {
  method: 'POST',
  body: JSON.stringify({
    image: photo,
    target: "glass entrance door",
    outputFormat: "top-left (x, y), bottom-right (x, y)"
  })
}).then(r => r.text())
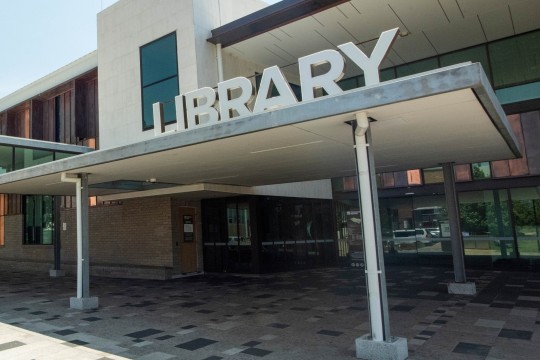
top-left (227, 201), bottom-right (252, 272)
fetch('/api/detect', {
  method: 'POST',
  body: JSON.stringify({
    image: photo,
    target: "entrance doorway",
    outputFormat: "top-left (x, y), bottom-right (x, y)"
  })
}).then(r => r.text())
top-left (227, 201), bottom-right (252, 272)
top-left (179, 207), bottom-right (197, 274)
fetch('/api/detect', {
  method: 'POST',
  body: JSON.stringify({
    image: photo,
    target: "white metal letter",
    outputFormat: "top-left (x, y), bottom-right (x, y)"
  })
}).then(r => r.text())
top-left (174, 95), bottom-right (187, 132)
top-left (217, 77), bottom-right (254, 121)
top-left (338, 28), bottom-right (399, 86)
top-left (298, 49), bottom-right (345, 101)
top-left (253, 66), bottom-right (298, 113)
top-left (184, 87), bottom-right (219, 128)
top-left (152, 102), bottom-right (164, 136)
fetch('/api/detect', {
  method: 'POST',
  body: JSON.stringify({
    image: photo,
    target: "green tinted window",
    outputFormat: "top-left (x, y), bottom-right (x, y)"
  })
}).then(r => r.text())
top-left (142, 77), bottom-right (179, 129)
top-left (396, 57), bottom-right (438, 78)
top-left (140, 32), bottom-right (179, 130)
top-left (440, 45), bottom-right (491, 81)
top-left (472, 162), bottom-right (492, 180)
top-left (55, 152), bottom-right (75, 160)
top-left (489, 30), bottom-right (540, 88)
top-left (14, 148), bottom-right (53, 170)
top-left (0, 145), bottom-right (13, 174)
top-left (24, 195), bottom-right (54, 245)
top-left (380, 67), bottom-right (396, 81)
top-left (141, 33), bottom-right (178, 87)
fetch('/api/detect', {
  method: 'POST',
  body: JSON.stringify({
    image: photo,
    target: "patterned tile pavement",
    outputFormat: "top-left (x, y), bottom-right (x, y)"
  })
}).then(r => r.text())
top-left (1, 265), bottom-right (540, 359)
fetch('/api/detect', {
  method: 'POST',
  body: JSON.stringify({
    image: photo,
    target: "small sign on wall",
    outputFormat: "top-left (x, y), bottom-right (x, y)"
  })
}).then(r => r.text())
top-left (183, 215), bottom-right (194, 242)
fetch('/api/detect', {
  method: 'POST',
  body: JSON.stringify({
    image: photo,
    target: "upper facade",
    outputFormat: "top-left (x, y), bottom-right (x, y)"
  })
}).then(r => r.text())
top-left (97, 0), bottom-right (267, 149)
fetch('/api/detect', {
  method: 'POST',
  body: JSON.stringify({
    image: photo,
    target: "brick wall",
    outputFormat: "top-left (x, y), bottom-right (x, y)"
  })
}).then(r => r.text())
top-left (60, 196), bottom-right (174, 268)
top-left (0, 214), bottom-right (54, 265)
top-left (0, 196), bottom-right (207, 279)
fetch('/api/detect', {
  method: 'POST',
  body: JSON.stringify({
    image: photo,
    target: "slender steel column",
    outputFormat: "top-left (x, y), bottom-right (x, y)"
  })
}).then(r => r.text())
top-left (53, 195), bottom-right (61, 271)
top-left (80, 173), bottom-right (90, 298)
top-left (442, 163), bottom-right (466, 283)
top-left (353, 112), bottom-right (391, 341)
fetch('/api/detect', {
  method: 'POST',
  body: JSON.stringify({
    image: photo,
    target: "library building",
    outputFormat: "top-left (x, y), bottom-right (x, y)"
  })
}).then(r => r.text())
top-left (0, 1), bottom-right (539, 355)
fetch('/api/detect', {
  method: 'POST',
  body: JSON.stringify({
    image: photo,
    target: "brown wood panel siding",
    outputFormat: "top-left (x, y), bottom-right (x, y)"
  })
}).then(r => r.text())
top-left (88, 77), bottom-right (98, 148)
top-left (521, 111), bottom-right (540, 175)
top-left (454, 164), bottom-right (472, 181)
top-left (0, 112), bottom-right (7, 134)
top-left (30, 100), bottom-right (44, 140)
top-left (491, 160), bottom-right (511, 177)
top-left (507, 114), bottom-right (529, 176)
top-left (381, 172), bottom-right (395, 188)
top-left (74, 79), bottom-right (87, 142)
top-left (7, 108), bottom-right (30, 138)
top-left (44, 99), bottom-right (55, 142)
top-left (7, 194), bottom-right (21, 215)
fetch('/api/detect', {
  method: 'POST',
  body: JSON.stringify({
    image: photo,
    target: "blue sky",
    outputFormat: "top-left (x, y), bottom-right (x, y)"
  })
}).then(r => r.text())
top-left (0, 0), bottom-right (281, 99)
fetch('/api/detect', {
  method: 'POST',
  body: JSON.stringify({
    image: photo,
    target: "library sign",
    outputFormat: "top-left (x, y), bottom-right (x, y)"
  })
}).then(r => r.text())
top-left (153, 28), bottom-right (399, 133)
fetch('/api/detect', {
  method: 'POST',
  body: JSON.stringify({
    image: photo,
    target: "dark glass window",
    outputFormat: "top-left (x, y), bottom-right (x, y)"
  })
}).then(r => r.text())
top-left (140, 32), bottom-right (179, 130)
top-left (440, 45), bottom-right (491, 82)
top-left (396, 57), bottom-right (439, 78)
top-left (0, 145), bottom-right (13, 174)
top-left (24, 195), bottom-right (54, 245)
top-left (489, 30), bottom-right (540, 88)
top-left (472, 162), bottom-right (492, 180)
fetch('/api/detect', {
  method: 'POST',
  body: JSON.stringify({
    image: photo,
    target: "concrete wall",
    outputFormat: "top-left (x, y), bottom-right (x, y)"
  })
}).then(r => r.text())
top-left (97, 0), bottom-right (267, 149)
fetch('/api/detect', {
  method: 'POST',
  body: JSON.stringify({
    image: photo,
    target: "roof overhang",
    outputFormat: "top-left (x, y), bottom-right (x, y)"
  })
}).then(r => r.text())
top-left (0, 63), bottom-right (520, 197)
top-left (208, 0), bottom-right (349, 47)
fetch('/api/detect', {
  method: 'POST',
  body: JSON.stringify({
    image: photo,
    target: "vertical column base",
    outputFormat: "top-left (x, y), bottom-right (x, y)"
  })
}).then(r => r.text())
top-left (70, 297), bottom-right (99, 310)
top-left (447, 282), bottom-right (476, 295)
top-left (49, 269), bottom-right (65, 277)
top-left (356, 335), bottom-right (408, 360)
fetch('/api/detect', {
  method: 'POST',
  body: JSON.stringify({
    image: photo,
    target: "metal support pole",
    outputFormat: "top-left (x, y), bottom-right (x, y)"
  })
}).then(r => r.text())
top-left (80, 173), bottom-right (90, 298)
top-left (53, 195), bottom-right (61, 270)
top-left (353, 112), bottom-right (391, 342)
top-left (217, 43), bottom-right (224, 82)
top-left (61, 172), bottom-right (98, 309)
top-left (442, 163), bottom-right (466, 283)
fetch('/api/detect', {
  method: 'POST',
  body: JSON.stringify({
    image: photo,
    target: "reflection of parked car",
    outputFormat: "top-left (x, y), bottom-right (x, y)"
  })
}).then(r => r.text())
top-left (393, 229), bottom-right (428, 239)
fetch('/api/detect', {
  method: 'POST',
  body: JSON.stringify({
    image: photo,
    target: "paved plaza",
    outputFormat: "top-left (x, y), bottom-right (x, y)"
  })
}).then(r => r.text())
top-left (0, 265), bottom-right (539, 359)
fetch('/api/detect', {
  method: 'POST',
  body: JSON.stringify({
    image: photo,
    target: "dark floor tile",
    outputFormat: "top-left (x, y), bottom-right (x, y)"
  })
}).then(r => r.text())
top-left (55, 329), bottom-right (78, 336)
top-left (243, 341), bottom-right (261, 347)
top-left (176, 338), bottom-right (217, 351)
top-left (268, 323), bottom-right (289, 329)
top-left (499, 328), bottom-right (533, 340)
top-left (420, 330), bottom-right (436, 336)
top-left (453, 342), bottom-right (491, 356)
top-left (124, 328), bottom-right (163, 338)
top-left (156, 335), bottom-right (175, 341)
top-left (29, 311), bottom-right (46, 315)
top-left (182, 325), bottom-right (196, 329)
top-left (181, 301), bottom-right (205, 308)
top-left (69, 339), bottom-right (90, 346)
top-left (202, 357), bottom-right (223, 360)
top-left (317, 329), bottom-right (343, 336)
top-left (242, 347), bottom-right (273, 357)
top-left (82, 317), bottom-right (102, 322)
top-left (12, 307), bottom-right (28, 311)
